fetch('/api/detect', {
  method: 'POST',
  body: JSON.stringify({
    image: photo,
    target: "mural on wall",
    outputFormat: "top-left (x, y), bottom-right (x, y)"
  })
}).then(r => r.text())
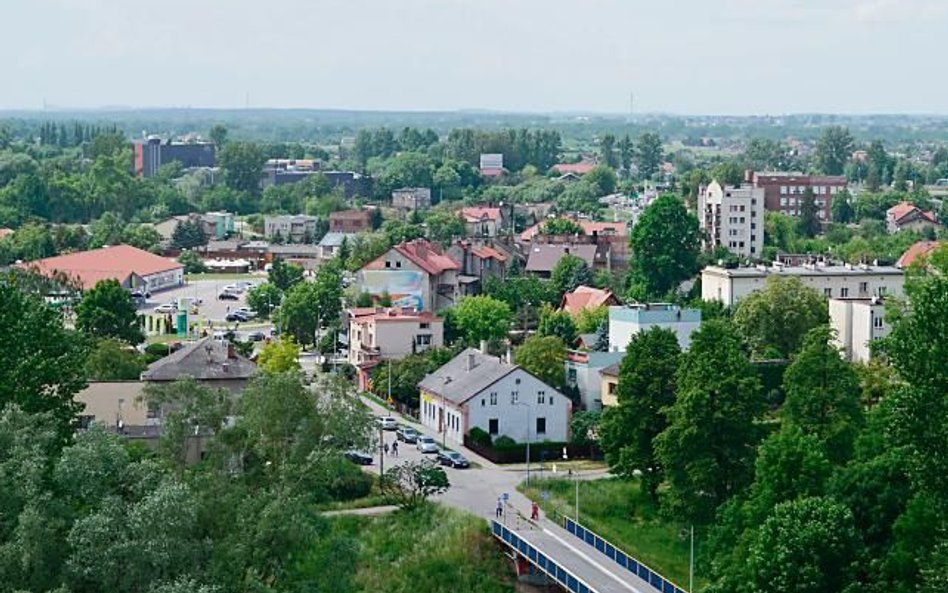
top-left (359, 270), bottom-right (425, 310)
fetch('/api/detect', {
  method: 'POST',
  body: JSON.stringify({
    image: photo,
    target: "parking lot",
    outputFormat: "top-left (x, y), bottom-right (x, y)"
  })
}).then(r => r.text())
top-left (138, 279), bottom-right (261, 323)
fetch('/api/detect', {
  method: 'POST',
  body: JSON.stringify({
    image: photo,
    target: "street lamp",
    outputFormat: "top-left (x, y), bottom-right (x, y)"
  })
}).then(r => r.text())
top-left (513, 399), bottom-right (531, 485)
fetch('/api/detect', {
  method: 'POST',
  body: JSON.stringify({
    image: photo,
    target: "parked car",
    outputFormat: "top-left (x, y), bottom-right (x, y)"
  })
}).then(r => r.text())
top-left (225, 311), bottom-right (252, 322)
top-left (436, 450), bottom-right (470, 469)
top-left (396, 426), bottom-right (420, 443)
top-left (130, 289), bottom-right (151, 300)
top-left (219, 292), bottom-right (239, 301)
top-left (247, 331), bottom-right (266, 342)
top-left (416, 436), bottom-right (438, 454)
top-left (377, 416), bottom-right (398, 431)
top-left (153, 303), bottom-right (176, 314)
top-left (344, 450), bottom-right (374, 465)
top-left (234, 307), bottom-right (257, 319)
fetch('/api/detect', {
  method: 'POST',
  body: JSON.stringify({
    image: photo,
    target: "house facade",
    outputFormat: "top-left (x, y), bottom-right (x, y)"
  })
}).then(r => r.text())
top-left (886, 202), bottom-right (938, 234)
top-left (264, 215), bottom-right (319, 243)
top-left (347, 308), bottom-right (444, 390)
top-left (392, 187), bottom-right (432, 211)
top-left (461, 207), bottom-right (502, 238)
top-left (701, 263), bottom-right (906, 307)
top-left (699, 180), bottom-right (765, 259)
top-left (608, 303), bottom-right (702, 351)
top-left (418, 348), bottom-right (571, 444)
top-left (356, 239), bottom-right (460, 311)
top-left (565, 350), bottom-right (624, 411)
top-left (829, 297), bottom-right (890, 363)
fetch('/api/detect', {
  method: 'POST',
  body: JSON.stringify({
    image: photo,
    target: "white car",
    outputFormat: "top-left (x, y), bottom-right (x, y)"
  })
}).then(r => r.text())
top-left (234, 307), bottom-right (257, 319)
top-left (377, 416), bottom-right (398, 431)
top-left (153, 303), bottom-right (176, 314)
top-left (223, 284), bottom-right (242, 293)
top-left (416, 436), bottom-right (438, 454)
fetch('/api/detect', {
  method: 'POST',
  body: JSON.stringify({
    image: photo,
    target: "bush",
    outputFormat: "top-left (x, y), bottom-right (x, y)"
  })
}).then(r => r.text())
top-left (328, 461), bottom-right (374, 501)
top-left (468, 426), bottom-right (492, 447)
top-left (493, 435), bottom-right (517, 448)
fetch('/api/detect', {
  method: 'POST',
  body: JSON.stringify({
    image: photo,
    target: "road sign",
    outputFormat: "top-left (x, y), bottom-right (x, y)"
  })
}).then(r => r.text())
top-left (540, 490), bottom-right (550, 501)
top-left (501, 492), bottom-right (509, 502)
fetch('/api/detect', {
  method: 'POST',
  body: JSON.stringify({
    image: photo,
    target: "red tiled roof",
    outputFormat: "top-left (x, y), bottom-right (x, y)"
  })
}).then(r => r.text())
top-left (888, 201), bottom-right (937, 225)
top-left (561, 286), bottom-right (618, 316)
top-left (481, 168), bottom-right (504, 177)
top-left (552, 162), bottom-right (597, 175)
top-left (519, 218), bottom-right (628, 242)
top-left (21, 244), bottom-right (182, 290)
top-left (461, 207), bottom-right (501, 223)
top-left (896, 240), bottom-right (943, 268)
top-left (472, 245), bottom-right (507, 262)
top-left (349, 308), bottom-right (441, 324)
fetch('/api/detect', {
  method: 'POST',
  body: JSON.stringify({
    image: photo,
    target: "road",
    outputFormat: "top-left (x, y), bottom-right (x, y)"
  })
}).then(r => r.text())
top-left (359, 395), bottom-right (659, 593)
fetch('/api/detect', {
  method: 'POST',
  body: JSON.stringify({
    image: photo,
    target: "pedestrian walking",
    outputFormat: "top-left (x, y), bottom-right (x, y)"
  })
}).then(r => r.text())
top-left (531, 501), bottom-right (539, 521)
top-left (383, 442), bottom-right (390, 456)
top-left (391, 441), bottom-right (398, 457)
top-left (496, 498), bottom-right (504, 518)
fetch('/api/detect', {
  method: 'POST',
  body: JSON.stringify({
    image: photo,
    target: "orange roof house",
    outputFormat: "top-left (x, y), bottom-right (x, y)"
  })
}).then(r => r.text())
top-left (561, 286), bottom-right (620, 316)
top-left (20, 244), bottom-right (184, 291)
top-left (896, 240), bottom-right (943, 268)
top-left (552, 162), bottom-right (598, 175)
top-left (886, 201), bottom-right (938, 233)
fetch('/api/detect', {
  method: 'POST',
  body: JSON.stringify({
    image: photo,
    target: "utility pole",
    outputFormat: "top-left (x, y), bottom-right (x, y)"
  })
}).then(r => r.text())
top-left (379, 421), bottom-right (384, 479)
top-left (689, 525), bottom-right (694, 593)
top-left (575, 473), bottom-right (580, 523)
top-left (514, 400), bottom-right (531, 485)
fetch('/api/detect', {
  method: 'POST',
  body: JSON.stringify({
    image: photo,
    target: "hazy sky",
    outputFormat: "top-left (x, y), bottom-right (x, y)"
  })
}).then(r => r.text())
top-left (2, 0), bottom-right (945, 114)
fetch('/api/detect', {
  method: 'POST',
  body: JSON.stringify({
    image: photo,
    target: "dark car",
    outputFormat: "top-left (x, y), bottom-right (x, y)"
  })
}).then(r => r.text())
top-left (219, 292), bottom-right (239, 301)
top-left (247, 331), bottom-right (266, 342)
top-left (436, 450), bottom-right (470, 468)
top-left (344, 450), bottom-right (374, 465)
top-left (396, 425), bottom-right (420, 443)
top-left (225, 311), bottom-right (251, 322)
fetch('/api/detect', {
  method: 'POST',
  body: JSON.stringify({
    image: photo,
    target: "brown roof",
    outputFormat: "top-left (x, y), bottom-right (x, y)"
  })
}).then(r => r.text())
top-left (896, 240), bottom-right (943, 268)
top-left (561, 286), bottom-right (619, 315)
top-left (22, 244), bottom-right (182, 290)
top-left (461, 207), bottom-right (501, 222)
top-left (364, 239), bottom-right (459, 276)
top-left (519, 218), bottom-right (627, 242)
top-left (552, 162), bottom-right (597, 175)
top-left (525, 243), bottom-right (597, 273)
top-left (888, 201), bottom-right (937, 225)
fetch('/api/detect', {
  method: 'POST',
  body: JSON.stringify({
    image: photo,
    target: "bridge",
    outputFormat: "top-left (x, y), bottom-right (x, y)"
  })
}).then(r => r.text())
top-left (490, 516), bottom-right (687, 593)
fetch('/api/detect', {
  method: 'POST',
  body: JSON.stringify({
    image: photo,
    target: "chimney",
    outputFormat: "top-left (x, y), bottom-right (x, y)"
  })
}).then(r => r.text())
top-left (505, 346), bottom-right (512, 365)
top-left (227, 343), bottom-right (236, 359)
top-left (467, 352), bottom-right (476, 372)
top-left (745, 169), bottom-right (754, 183)
top-left (479, 340), bottom-right (488, 354)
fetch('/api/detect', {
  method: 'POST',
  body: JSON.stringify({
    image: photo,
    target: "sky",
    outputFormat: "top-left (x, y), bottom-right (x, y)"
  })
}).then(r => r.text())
top-left (1, 0), bottom-right (946, 115)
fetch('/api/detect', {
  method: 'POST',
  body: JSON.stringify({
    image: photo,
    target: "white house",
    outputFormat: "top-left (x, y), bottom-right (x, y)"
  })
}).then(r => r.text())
top-left (565, 350), bottom-right (624, 411)
top-left (828, 297), bottom-right (890, 363)
top-left (701, 263), bottom-right (905, 308)
top-left (699, 180), bottom-right (765, 259)
top-left (608, 303), bottom-right (702, 351)
top-left (417, 347), bottom-right (571, 445)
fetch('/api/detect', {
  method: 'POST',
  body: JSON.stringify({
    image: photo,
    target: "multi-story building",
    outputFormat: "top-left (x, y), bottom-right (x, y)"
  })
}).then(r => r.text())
top-left (699, 180), bottom-right (765, 259)
top-left (828, 297), bottom-right (889, 363)
top-left (886, 202), bottom-right (938, 234)
top-left (461, 207), bottom-right (502, 238)
top-left (564, 350), bottom-right (623, 411)
top-left (329, 209), bottom-right (374, 234)
top-left (392, 187), bottom-right (432, 211)
top-left (608, 303), bottom-right (702, 352)
top-left (418, 347), bottom-right (571, 444)
top-left (347, 308), bottom-right (444, 390)
top-left (701, 263), bottom-right (905, 307)
top-left (264, 215), bottom-right (319, 243)
top-left (747, 170), bottom-right (847, 221)
top-left (260, 167), bottom-right (371, 197)
top-left (356, 239), bottom-right (460, 311)
top-left (133, 137), bottom-right (216, 178)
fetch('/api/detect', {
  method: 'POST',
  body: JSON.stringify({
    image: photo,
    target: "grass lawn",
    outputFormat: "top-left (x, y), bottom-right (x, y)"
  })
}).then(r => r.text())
top-left (519, 477), bottom-right (706, 590)
top-left (327, 504), bottom-right (514, 593)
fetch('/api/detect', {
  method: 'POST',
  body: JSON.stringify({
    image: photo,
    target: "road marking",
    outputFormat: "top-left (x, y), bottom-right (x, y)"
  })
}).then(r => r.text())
top-left (539, 524), bottom-right (644, 593)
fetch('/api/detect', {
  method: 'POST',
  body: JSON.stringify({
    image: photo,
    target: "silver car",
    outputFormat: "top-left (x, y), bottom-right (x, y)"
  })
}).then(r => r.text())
top-left (416, 436), bottom-right (438, 454)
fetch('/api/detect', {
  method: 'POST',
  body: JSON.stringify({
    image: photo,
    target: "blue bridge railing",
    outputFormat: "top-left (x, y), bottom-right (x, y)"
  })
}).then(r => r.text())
top-left (563, 517), bottom-right (688, 593)
top-left (491, 520), bottom-right (599, 593)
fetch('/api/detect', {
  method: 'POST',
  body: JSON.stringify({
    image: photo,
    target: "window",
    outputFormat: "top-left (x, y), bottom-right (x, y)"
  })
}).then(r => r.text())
top-left (824, 288), bottom-right (833, 297)
top-left (384, 261), bottom-right (392, 269)
top-left (395, 261), bottom-right (402, 269)
top-left (489, 392), bottom-right (497, 405)
top-left (859, 282), bottom-right (868, 294)
top-left (781, 197), bottom-right (788, 206)
top-left (550, 395), bottom-right (554, 406)
top-left (510, 391), bottom-right (519, 404)
top-left (538, 391), bottom-right (546, 404)
top-left (481, 398), bottom-right (485, 407)
top-left (567, 368), bottom-right (577, 385)
top-left (489, 418), bottom-right (499, 435)
top-left (608, 382), bottom-right (617, 395)
top-left (416, 334), bottom-right (432, 346)
top-left (420, 322), bottom-right (430, 329)
top-left (873, 315), bottom-right (884, 329)
top-left (739, 205), bottom-right (745, 212)
top-left (515, 378), bottom-right (521, 385)
top-left (780, 186), bottom-right (788, 195)
top-left (536, 417), bottom-right (547, 435)
top-left (751, 199), bottom-right (757, 205)
top-left (878, 286), bottom-right (887, 296)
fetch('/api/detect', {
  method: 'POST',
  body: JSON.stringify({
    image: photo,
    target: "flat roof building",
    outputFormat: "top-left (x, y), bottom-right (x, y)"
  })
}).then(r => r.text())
top-left (133, 137), bottom-right (216, 178)
top-left (699, 180), bottom-right (764, 259)
top-left (829, 297), bottom-right (889, 364)
top-left (608, 303), bottom-right (702, 351)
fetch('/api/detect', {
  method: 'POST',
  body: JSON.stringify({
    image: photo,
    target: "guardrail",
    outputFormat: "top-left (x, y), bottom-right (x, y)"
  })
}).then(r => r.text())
top-left (563, 517), bottom-right (688, 593)
top-left (491, 520), bottom-right (599, 593)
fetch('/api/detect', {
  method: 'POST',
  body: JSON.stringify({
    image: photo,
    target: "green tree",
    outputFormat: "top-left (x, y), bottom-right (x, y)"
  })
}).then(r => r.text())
top-left (75, 278), bottom-right (144, 345)
top-left (515, 335), bottom-right (567, 390)
top-left (831, 188), bottom-right (854, 223)
top-left (381, 459), bottom-right (450, 510)
top-left (246, 282), bottom-right (282, 318)
top-left (745, 497), bottom-right (861, 593)
top-left (277, 263), bottom-right (343, 346)
top-left (617, 134), bottom-right (634, 173)
top-left (574, 305), bottom-right (608, 334)
top-left (425, 210), bottom-right (464, 244)
top-left (454, 295), bottom-right (512, 345)
top-left (537, 304), bottom-right (577, 345)
top-left (542, 218), bottom-right (584, 236)
top-left (798, 187), bottom-right (821, 237)
top-left (599, 327), bottom-right (680, 500)
top-left (269, 258), bottom-right (304, 291)
top-left (815, 126), bottom-right (855, 175)
top-left (551, 254), bottom-right (594, 297)
top-left (635, 132), bottom-right (663, 179)
top-left (732, 276), bottom-right (828, 359)
top-left (219, 141), bottom-right (265, 194)
top-left (599, 134), bottom-right (618, 168)
top-left (655, 320), bottom-right (765, 523)
top-left (178, 250), bottom-right (205, 274)
top-left (627, 194), bottom-right (701, 299)
top-left (257, 337), bottom-right (301, 373)
top-left (782, 325), bottom-right (863, 463)
top-left (208, 124), bottom-right (228, 148)
top-left (85, 337), bottom-right (147, 381)
top-left (584, 164), bottom-right (618, 195)
top-left (171, 219), bottom-right (207, 249)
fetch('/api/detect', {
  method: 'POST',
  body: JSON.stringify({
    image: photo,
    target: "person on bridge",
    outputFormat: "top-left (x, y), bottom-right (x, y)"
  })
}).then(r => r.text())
top-left (496, 498), bottom-right (504, 518)
top-left (531, 501), bottom-right (539, 521)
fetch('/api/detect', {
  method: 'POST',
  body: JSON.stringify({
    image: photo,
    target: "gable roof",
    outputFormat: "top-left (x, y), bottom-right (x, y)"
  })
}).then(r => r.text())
top-left (22, 244), bottom-right (182, 290)
top-left (552, 162), bottom-right (597, 175)
top-left (393, 239), bottom-right (460, 275)
top-left (417, 348), bottom-right (517, 405)
top-left (897, 240), bottom-right (943, 268)
top-left (461, 207), bottom-right (502, 223)
top-left (600, 363), bottom-right (620, 378)
top-left (525, 243), bottom-right (597, 273)
top-left (519, 218), bottom-right (628, 242)
top-left (888, 201), bottom-right (937, 225)
top-left (471, 245), bottom-right (508, 262)
top-left (141, 338), bottom-right (257, 382)
top-left (561, 286), bottom-right (618, 315)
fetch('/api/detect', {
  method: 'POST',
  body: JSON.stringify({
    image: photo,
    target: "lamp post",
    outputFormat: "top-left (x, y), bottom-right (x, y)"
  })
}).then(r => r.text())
top-left (513, 399), bottom-right (531, 485)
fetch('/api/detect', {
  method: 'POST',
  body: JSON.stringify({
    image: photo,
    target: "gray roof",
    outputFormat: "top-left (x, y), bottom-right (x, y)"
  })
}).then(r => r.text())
top-left (318, 232), bottom-right (356, 247)
top-left (525, 243), bottom-right (597, 273)
top-left (576, 333), bottom-right (598, 346)
top-left (600, 362), bottom-right (620, 377)
top-left (142, 338), bottom-right (257, 382)
top-left (703, 264), bottom-right (904, 278)
top-left (417, 348), bottom-right (516, 405)
top-left (268, 244), bottom-right (321, 256)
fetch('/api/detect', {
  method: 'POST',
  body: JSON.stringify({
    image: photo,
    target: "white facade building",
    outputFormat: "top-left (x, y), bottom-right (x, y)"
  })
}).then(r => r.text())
top-left (564, 350), bottom-right (624, 411)
top-left (264, 215), bottom-right (318, 243)
top-left (701, 264), bottom-right (905, 308)
top-left (418, 348), bottom-right (571, 445)
top-left (829, 297), bottom-right (890, 363)
top-left (608, 304), bottom-right (702, 351)
top-left (699, 180), bottom-right (765, 259)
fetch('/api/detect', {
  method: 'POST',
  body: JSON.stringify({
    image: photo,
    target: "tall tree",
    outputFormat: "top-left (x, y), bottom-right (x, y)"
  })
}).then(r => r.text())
top-left (515, 335), bottom-right (567, 390)
top-left (831, 188), bottom-right (854, 223)
top-left (599, 134), bottom-right (618, 168)
top-left (655, 320), bottom-right (765, 523)
top-left (536, 305), bottom-right (577, 346)
top-left (75, 278), bottom-right (144, 345)
top-left (617, 134), bottom-right (634, 173)
top-left (815, 126), bottom-right (855, 176)
top-left (268, 258), bottom-right (304, 291)
top-left (599, 328), bottom-right (680, 500)
top-left (219, 141), bottom-right (265, 194)
top-left (627, 194), bottom-right (701, 299)
top-left (798, 187), bottom-right (821, 237)
top-left (208, 124), bottom-right (228, 148)
top-left (635, 132), bottom-right (663, 179)
top-left (732, 276), bottom-right (828, 359)
top-left (550, 254), bottom-right (594, 297)
top-left (453, 295), bottom-right (512, 345)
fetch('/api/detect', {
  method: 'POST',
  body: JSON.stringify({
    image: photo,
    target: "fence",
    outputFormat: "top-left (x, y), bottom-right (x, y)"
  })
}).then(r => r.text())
top-left (563, 517), bottom-right (688, 593)
top-left (491, 520), bottom-right (599, 593)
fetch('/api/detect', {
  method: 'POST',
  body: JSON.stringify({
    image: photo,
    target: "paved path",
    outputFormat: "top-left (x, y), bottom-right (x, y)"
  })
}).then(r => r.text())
top-left (322, 505), bottom-right (399, 517)
top-left (359, 395), bottom-right (658, 593)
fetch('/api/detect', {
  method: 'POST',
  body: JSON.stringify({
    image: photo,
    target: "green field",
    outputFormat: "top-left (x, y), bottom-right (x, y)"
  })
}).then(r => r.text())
top-left (327, 504), bottom-right (514, 593)
top-left (520, 477), bottom-right (706, 589)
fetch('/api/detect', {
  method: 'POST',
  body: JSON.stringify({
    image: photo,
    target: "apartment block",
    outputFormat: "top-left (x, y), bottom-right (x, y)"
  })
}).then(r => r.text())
top-left (747, 170), bottom-right (847, 221)
top-left (392, 187), bottom-right (432, 211)
top-left (699, 180), bottom-right (765, 258)
top-left (829, 297), bottom-right (889, 363)
top-left (264, 215), bottom-right (319, 243)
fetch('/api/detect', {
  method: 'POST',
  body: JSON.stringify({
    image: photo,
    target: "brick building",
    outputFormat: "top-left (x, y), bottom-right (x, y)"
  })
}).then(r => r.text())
top-left (747, 170), bottom-right (847, 221)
